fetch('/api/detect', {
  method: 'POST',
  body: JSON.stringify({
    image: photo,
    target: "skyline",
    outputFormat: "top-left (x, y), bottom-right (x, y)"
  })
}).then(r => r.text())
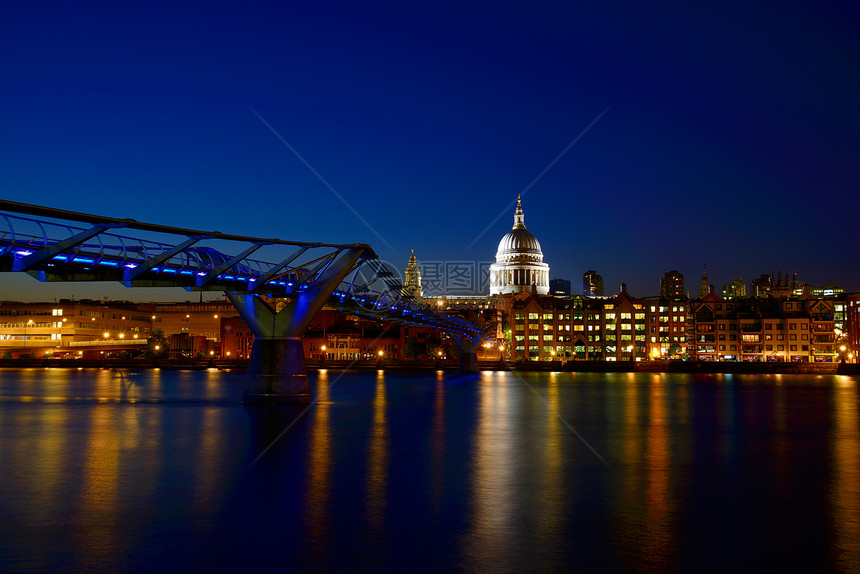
top-left (2, 1), bottom-right (859, 301)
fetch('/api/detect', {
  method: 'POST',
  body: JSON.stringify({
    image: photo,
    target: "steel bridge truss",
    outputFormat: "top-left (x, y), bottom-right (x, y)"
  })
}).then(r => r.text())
top-left (0, 200), bottom-right (489, 342)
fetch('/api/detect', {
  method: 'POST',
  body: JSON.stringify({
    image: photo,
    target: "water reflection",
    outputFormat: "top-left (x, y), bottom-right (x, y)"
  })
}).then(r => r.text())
top-left (831, 376), bottom-right (860, 569)
top-left (304, 370), bottom-right (332, 550)
top-left (643, 376), bottom-right (673, 570)
top-left (429, 370), bottom-right (446, 519)
top-left (537, 373), bottom-right (564, 558)
top-left (615, 375), bottom-right (676, 570)
top-left (1, 368), bottom-right (858, 571)
top-left (364, 370), bottom-right (389, 533)
top-left (465, 372), bottom-right (517, 570)
top-left (74, 404), bottom-right (125, 568)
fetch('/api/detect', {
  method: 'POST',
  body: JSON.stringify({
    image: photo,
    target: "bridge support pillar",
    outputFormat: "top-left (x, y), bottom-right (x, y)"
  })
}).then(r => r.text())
top-left (245, 338), bottom-right (311, 403)
top-left (225, 247), bottom-right (366, 404)
top-left (459, 350), bottom-right (479, 374)
top-left (451, 324), bottom-right (495, 374)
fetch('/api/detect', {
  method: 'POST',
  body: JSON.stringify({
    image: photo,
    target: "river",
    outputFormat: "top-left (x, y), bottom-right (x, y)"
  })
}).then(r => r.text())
top-left (0, 368), bottom-right (858, 572)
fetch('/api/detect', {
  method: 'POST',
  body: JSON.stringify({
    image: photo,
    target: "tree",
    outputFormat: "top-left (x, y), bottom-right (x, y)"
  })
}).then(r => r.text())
top-left (145, 329), bottom-right (169, 359)
top-left (403, 336), bottom-right (425, 360)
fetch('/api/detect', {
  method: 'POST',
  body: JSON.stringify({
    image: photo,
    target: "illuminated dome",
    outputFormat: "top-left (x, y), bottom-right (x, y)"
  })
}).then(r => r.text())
top-left (489, 196), bottom-right (550, 296)
top-left (496, 228), bottom-right (543, 261)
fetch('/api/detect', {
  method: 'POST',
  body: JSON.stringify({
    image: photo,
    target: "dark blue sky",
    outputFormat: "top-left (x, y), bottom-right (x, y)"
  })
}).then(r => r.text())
top-left (2, 1), bottom-right (858, 301)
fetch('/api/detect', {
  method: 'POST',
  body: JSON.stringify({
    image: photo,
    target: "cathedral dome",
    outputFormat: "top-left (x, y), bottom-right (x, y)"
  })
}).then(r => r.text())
top-left (489, 196), bottom-right (550, 296)
top-left (496, 228), bottom-right (543, 261)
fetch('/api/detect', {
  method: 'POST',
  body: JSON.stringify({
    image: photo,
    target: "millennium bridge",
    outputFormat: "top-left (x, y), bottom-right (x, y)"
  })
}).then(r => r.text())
top-left (0, 200), bottom-right (492, 402)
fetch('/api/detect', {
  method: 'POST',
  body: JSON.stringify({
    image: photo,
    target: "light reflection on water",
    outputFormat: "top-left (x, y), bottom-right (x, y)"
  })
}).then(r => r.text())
top-left (0, 368), bottom-right (858, 572)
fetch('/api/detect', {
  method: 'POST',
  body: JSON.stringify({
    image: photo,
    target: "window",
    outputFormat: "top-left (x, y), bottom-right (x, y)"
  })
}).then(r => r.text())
top-left (620, 313), bottom-right (632, 320)
top-left (528, 313), bottom-right (539, 320)
top-left (790, 345), bottom-right (797, 351)
top-left (515, 314), bottom-right (524, 320)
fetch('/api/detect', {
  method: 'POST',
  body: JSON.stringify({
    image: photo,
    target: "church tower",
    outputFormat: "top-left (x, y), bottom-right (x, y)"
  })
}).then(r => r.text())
top-left (402, 249), bottom-right (423, 299)
top-left (699, 265), bottom-right (709, 299)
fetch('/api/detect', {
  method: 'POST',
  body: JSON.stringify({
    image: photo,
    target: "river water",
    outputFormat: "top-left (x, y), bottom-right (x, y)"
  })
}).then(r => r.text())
top-left (0, 368), bottom-right (858, 572)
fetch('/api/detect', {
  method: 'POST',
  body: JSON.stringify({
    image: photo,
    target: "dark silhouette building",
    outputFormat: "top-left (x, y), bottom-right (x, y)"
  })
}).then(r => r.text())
top-left (659, 270), bottom-right (685, 298)
top-left (550, 278), bottom-right (571, 297)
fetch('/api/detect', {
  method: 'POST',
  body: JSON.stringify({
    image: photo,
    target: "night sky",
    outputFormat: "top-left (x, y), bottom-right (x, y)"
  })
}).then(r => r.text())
top-left (2, 1), bottom-right (858, 301)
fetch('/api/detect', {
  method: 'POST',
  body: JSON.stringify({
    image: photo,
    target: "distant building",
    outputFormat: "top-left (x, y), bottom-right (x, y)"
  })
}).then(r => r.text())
top-left (812, 285), bottom-right (844, 297)
top-left (721, 278), bottom-right (746, 299)
top-left (750, 273), bottom-right (774, 298)
top-left (402, 249), bottom-right (422, 299)
top-left (549, 278), bottom-right (571, 297)
top-left (659, 270), bottom-right (685, 298)
top-left (845, 294), bottom-right (860, 360)
top-left (583, 270), bottom-right (603, 296)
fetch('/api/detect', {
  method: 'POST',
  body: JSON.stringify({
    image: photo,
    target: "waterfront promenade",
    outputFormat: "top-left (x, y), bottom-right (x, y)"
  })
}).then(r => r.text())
top-left (2, 357), bottom-right (857, 376)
